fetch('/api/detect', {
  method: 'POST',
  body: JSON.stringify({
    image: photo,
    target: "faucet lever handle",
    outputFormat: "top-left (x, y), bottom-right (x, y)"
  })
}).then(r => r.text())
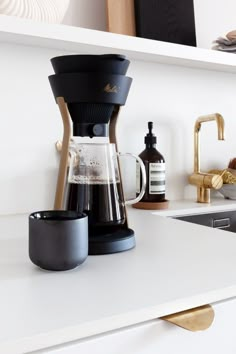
top-left (208, 174), bottom-right (223, 190)
top-left (189, 173), bottom-right (223, 190)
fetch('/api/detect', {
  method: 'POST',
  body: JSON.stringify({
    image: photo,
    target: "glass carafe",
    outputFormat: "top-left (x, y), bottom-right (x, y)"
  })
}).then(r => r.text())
top-left (67, 143), bottom-right (146, 234)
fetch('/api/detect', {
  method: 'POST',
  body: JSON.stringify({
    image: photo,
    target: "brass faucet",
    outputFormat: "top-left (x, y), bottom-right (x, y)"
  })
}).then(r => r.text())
top-left (189, 113), bottom-right (225, 203)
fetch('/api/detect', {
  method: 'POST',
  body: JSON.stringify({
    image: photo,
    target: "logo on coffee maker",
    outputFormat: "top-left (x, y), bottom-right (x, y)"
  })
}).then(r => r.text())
top-left (104, 83), bottom-right (118, 93)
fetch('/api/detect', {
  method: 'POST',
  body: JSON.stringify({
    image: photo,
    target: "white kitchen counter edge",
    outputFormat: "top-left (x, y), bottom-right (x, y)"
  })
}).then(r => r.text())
top-left (150, 197), bottom-right (236, 216)
top-left (4, 290), bottom-right (236, 354)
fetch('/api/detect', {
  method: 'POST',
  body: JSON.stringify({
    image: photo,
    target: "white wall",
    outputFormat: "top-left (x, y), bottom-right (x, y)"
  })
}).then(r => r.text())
top-left (63, 0), bottom-right (107, 32)
top-left (1, 2), bottom-right (236, 214)
top-left (194, 0), bottom-right (236, 48)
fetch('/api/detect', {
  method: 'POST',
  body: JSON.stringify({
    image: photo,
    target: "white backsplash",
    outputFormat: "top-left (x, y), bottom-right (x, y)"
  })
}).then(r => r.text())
top-left (2, 0), bottom-right (236, 214)
top-left (1, 41), bottom-right (236, 214)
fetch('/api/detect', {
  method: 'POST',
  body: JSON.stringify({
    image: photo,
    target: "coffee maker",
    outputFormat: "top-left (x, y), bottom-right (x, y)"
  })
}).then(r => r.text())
top-left (49, 54), bottom-right (136, 255)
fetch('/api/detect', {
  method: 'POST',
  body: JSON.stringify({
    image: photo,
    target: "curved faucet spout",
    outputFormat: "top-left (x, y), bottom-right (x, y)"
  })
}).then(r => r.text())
top-left (215, 113), bottom-right (225, 141)
top-left (194, 113), bottom-right (225, 173)
top-left (189, 113), bottom-right (225, 203)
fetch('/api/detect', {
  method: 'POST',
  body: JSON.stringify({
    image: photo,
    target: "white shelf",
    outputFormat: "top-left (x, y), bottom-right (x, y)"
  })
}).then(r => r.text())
top-left (0, 15), bottom-right (236, 73)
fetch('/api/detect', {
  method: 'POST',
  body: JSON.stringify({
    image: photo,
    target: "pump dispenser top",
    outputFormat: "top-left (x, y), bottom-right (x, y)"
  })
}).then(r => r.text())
top-left (145, 122), bottom-right (157, 146)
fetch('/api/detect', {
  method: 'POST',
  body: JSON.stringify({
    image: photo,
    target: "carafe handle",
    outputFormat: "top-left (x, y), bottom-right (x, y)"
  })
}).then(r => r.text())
top-left (118, 153), bottom-right (146, 205)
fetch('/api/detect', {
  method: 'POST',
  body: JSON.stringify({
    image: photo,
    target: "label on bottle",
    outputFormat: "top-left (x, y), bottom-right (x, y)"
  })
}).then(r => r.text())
top-left (149, 163), bottom-right (165, 194)
top-left (136, 161), bottom-right (141, 194)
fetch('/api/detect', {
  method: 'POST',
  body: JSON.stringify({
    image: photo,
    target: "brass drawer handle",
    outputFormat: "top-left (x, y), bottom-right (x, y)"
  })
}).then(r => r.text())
top-left (161, 304), bottom-right (214, 331)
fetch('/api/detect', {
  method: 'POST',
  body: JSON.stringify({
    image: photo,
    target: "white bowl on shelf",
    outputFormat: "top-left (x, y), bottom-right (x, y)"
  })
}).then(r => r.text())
top-left (0, 0), bottom-right (70, 24)
top-left (218, 184), bottom-right (236, 200)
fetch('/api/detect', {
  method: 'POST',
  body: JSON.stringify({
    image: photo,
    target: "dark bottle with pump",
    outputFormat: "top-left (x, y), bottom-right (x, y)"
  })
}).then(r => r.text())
top-left (136, 122), bottom-right (166, 202)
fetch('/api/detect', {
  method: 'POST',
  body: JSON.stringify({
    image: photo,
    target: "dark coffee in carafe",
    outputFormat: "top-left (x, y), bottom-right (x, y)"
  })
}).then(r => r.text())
top-left (67, 181), bottom-right (125, 233)
top-left (67, 143), bottom-right (146, 243)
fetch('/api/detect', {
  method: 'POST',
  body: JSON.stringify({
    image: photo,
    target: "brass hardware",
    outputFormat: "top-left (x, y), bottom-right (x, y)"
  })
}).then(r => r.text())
top-left (55, 140), bottom-right (62, 152)
top-left (104, 83), bottom-right (118, 93)
top-left (161, 304), bottom-right (215, 331)
top-left (209, 169), bottom-right (235, 184)
top-left (55, 139), bottom-right (73, 167)
top-left (189, 113), bottom-right (225, 203)
top-left (54, 97), bottom-right (71, 210)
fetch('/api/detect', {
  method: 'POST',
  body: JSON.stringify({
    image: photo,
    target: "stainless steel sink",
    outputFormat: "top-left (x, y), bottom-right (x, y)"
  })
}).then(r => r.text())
top-left (173, 210), bottom-right (236, 232)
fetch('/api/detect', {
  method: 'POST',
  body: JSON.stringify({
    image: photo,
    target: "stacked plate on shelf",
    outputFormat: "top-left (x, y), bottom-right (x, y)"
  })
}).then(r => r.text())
top-left (212, 30), bottom-right (236, 53)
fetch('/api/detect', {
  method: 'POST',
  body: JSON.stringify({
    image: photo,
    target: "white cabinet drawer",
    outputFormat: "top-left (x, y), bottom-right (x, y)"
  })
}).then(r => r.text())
top-left (38, 298), bottom-right (236, 354)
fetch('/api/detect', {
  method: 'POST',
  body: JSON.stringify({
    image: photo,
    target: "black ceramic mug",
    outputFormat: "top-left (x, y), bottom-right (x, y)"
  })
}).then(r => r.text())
top-left (29, 210), bottom-right (88, 271)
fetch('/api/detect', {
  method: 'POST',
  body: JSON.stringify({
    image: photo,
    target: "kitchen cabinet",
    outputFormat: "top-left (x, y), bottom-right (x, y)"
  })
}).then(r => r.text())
top-left (42, 298), bottom-right (236, 354)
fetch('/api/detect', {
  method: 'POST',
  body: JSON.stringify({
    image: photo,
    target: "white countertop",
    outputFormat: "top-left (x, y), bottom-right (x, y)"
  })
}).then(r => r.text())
top-left (151, 198), bottom-right (236, 216)
top-left (2, 198), bottom-right (236, 353)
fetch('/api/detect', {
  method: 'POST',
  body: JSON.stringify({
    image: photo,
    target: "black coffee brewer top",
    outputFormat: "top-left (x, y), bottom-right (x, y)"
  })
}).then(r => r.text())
top-left (49, 54), bottom-right (132, 137)
top-left (51, 54), bottom-right (129, 75)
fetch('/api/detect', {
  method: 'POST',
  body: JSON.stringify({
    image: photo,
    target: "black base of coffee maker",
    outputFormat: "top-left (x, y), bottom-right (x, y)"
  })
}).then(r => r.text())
top-left (89, 228), bottom-right (135, 255)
